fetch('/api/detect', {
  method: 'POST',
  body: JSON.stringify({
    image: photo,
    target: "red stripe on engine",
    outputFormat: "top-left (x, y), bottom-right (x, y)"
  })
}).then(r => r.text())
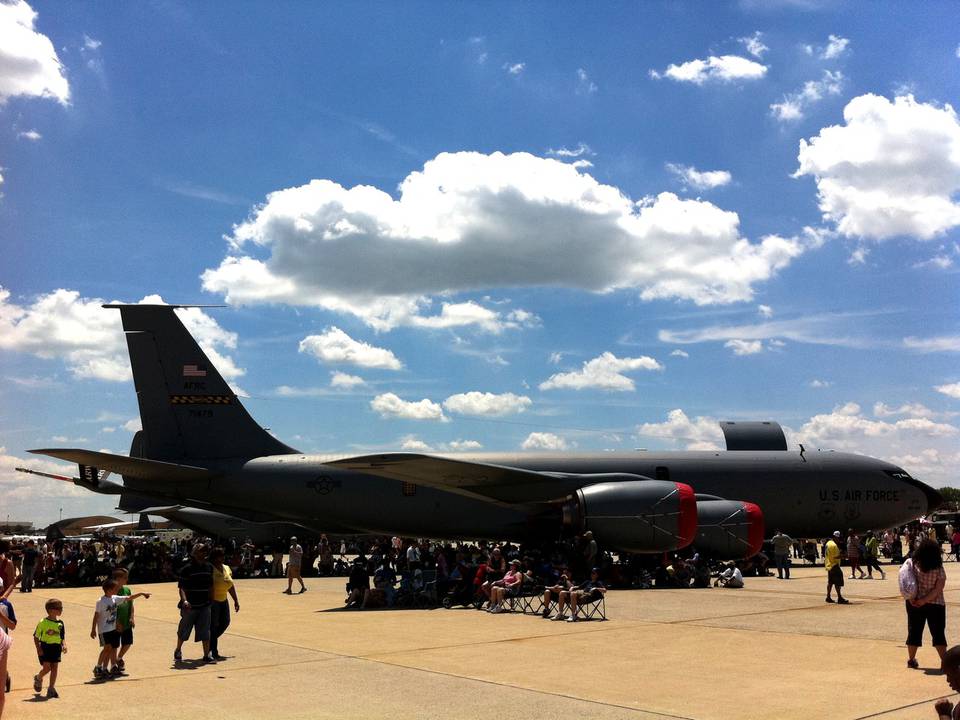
top-left (743, 501), bottom-right (765, 557)
top-left (675, 482), bottom-right (698, 549)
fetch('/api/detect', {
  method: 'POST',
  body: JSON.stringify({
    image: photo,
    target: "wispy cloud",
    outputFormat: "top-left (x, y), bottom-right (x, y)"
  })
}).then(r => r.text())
top-left (161, 180), bottom-right (246, 205)
top-left (659, 310), bottom-right (896, 349)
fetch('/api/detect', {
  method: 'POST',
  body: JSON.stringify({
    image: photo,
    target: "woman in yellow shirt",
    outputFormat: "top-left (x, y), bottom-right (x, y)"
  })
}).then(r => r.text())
top-left (210, 547), bottom-right (240, 661)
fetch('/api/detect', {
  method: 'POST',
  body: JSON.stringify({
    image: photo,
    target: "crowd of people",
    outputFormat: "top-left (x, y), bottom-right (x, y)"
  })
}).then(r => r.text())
top-left (0, 518), bottom-right (958, 717)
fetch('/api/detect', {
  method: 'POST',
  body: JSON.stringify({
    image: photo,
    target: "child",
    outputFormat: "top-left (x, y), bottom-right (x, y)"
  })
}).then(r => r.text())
top-left (112, 568), bottom-right (134, 672)
top-left (91, 579), bottom-right (149, 679)
top-left (32, 599), bottom-right (65, 698)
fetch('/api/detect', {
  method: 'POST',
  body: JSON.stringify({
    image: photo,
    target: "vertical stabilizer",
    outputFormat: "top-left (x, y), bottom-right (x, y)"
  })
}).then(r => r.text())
top-left (106, 304), bottom-right (296, 462)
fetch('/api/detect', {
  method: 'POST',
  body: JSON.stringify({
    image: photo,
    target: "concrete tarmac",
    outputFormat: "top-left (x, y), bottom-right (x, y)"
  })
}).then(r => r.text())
top-left (3, 565), bottom-right (958, 719)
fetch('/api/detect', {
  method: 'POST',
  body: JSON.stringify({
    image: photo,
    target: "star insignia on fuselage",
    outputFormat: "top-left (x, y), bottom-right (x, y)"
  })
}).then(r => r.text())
top-left (307, 476), bottom-right (339, 495)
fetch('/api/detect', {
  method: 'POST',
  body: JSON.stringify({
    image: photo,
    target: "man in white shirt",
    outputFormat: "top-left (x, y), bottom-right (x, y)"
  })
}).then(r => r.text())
top-left (715, 562), bottom-right (744, 588)
top-left (284, 537), bottom-right (306, 595)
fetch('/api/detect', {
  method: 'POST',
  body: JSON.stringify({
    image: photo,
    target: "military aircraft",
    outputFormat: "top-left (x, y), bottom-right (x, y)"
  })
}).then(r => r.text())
top-left (28, 304), bottom-right (942, 560)
top-left (16, 465), bottom-right (309, 544)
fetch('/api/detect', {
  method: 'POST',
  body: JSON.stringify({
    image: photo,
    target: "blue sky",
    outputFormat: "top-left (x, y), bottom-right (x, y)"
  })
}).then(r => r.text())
top-left (1, 1), bottom-right (959, 524)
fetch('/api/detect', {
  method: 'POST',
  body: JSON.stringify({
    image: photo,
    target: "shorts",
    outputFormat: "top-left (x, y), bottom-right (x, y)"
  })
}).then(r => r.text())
top-left (120, 627), bottom-right (134, 646)
top-left (576, 590), bottom-right (603, 603)
top-left (177, 605), bottom-right (211, 642)
top-left (827, 565), bottom-right (844, 587)
top-left (100, 630), bottom-right (121, 649)
top-left (39, 643), bottom-right (62, 664)
top-left (906, 601), bottom-right (947, 647)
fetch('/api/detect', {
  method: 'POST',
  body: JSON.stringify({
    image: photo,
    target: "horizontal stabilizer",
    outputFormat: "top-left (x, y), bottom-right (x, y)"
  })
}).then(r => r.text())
top-left (29, 448), bottom-right (214, 483)
top-left (329, 453), bottom-right (578, 504)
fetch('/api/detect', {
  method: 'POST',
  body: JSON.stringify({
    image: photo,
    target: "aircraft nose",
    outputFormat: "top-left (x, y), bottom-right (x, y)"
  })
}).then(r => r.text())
top-left (923, 484), bottom-right (944, 513)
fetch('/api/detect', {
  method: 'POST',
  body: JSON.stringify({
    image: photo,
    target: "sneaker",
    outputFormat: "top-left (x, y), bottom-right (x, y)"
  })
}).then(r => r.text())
top-left (567, 616), bottom-right (578, 623)
top-left (202, 654), bottom-right (214, 663)
top-left (117, 659), bottom-right (125, 672)
top-left (282, 589), bottom-right (292, 594)
top-left (109, 666), bottom-right (123, 677)
top-left (212, 653), bottom-right (225, 661)
top-left (299, 587), bottom-right (307, 593)
top-left (33, 674), bottom-right (42, 692)
top-left (46, 687), bottom-right (58, 699)
top-left (907, 658), bottom-right (919, 669)
top-left (542, 609), bottom-right (551, 619)
top-left (173, 649), bottom-right (182, 662)
top-left (825, 597), bottom-right (835, 603)
top-left (551, 614), bottom-right (566, 621)
top-left (93, 666), bottom-right (104, 679)
top-left (838, 598), bottom-right (850, 604)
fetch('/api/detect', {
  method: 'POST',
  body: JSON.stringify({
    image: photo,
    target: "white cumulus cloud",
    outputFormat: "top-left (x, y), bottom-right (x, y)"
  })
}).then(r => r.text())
top-left (666, 163), bottom-right (732, 190)
top-left (670, 349), bottom-right (689, 358)
top-left (201, 152), bottom-right (808, 328)
top-left (503, 62), bottom-right (525, 75)
top-left (442, 391), bottom-right (531, 417)
top-left (650, 54), bottom-right (767, 84)
top-left (725, 339), bottom-right (764, 355)
top-left (821, 34), bottom-right (850, 59)
top-left (0, 288), bottom-right (244, 383)
top-left (299, 327), bottom-right (402, 369)
top-left (17, 129), bottom-right (40, 141)
top-left (794, 94), bottom-right (960, 240)
top-left (540, 351), bottom-right (662, 392)
top-left (770, 70), bottom-right (843, 122)
top-left (636, 409), bottom-right (724, 451)
top-left (370, 393), bottom-right (447, 421)
top-left (739, 31), bottom-right (768, 58)
top-left (330, 371), bottom-right (366, 389)
top-left (0, 0), bottom-right (69, 105)
top-left (935, 382), bottom-right (960, 399)
top-left (521, 432), bottom-right (569, 450)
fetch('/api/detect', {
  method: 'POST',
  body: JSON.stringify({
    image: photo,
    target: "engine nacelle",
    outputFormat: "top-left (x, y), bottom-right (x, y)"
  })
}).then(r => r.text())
top-left (693, 499), bottom-right (764, 560)
top-left (562, 475), bottom-right (697, 553)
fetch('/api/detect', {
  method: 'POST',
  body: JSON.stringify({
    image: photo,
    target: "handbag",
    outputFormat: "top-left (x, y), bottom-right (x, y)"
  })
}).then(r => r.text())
top-left (898, 558), bottom-right (918, 600)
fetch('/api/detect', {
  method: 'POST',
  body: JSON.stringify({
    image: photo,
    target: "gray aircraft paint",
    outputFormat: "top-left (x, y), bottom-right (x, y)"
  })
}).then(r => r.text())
top-left (30, 305), bottom-right (941, 555)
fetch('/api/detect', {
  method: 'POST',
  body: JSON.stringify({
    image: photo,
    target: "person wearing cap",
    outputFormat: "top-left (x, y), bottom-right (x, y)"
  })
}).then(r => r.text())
top-left (487, 559), bottom-right (523, 613)
top-left (825, 531), bottom-right (849, 604)
top-left (560, 568), bottom-right (606, 622)
top-left (284, 536), bottom-right (306, 595)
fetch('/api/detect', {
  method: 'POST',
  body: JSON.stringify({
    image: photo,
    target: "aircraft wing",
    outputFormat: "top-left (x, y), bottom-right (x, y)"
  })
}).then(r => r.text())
top-left (329, 453), bottom-right (577, 504)
top-left (29, 449), bottom-right (214, 483)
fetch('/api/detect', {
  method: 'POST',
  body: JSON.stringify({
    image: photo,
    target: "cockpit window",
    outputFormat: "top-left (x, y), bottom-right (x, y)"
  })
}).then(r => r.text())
top-left (885, 469), bottom-right (913, 481)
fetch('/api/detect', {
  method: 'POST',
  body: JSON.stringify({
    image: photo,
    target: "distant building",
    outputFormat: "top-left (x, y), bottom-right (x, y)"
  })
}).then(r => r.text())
top-left (0, 521), bottom-right (36, 534)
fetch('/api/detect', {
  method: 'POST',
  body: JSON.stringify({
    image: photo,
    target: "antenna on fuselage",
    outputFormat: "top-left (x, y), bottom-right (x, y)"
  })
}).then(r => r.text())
top-left (799, 443), bottom-right (806, 462)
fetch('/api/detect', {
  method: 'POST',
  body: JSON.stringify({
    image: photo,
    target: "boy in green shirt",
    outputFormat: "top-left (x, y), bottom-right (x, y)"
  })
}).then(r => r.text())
top-left (33, 598), bottom-right (65, 698)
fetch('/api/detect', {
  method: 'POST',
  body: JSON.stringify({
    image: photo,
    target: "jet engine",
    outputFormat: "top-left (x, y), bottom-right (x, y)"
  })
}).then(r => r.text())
top-left (562, 475), bottom-right (697, 553)
top-left (692, 499), bottom-right (764, 560)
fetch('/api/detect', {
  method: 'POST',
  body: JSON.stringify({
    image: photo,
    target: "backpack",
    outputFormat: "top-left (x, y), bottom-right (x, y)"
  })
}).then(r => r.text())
top-left (898, 558), bottom-right (918, 600)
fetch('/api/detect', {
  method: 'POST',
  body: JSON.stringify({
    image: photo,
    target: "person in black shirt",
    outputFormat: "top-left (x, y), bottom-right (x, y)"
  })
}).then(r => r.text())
top-left (21, 541), bottom-right (39, 593)
top-left (174, 544), bottom-right (214, 664)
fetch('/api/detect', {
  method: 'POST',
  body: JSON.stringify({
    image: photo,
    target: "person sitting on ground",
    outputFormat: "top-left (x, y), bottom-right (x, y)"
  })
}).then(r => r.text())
top-left (714, 561), bottom-right (744, 588)
top-left (542, 568), bottom-right (574, 619)
top-left (345, 559), bottom-right (369, 609)
top-left (562, 568), bottom-right (607, 622)
top-left (487, 559), bottom-right (524, 613)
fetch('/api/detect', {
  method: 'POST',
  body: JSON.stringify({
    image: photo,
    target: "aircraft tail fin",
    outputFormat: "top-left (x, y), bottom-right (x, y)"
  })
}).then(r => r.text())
top-left (105, 304), bottom-right (296, 462)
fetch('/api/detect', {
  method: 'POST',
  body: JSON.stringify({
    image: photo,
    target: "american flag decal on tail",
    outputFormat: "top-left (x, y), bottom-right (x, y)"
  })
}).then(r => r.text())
top-left (183, 364), bottom-right (207, 377)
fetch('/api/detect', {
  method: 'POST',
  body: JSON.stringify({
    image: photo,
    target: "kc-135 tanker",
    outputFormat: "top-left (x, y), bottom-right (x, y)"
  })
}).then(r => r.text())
top-left (27, 305), bottom-right (942, 560)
